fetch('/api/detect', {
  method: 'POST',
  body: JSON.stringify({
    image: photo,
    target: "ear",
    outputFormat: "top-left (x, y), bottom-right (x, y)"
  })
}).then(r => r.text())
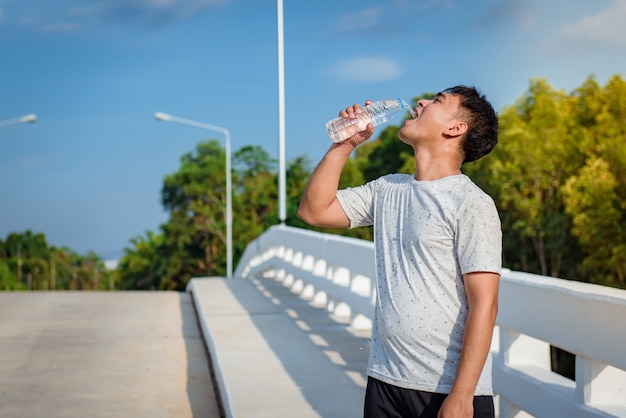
top-left (444, 120), bottom-right (468, 138)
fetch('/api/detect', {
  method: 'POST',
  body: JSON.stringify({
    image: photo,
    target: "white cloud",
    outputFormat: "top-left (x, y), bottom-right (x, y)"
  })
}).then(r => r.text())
top-left (12, 1), bottom-right (96, 32)
top-left (335, 7), bottom-right (384, 33)
top-left (12, 0), bottom-right (227, 30)
top-left (325, 57), bottom-right (403, 82)
top-left (478, 1), bottom-right (535, 29)
top-left (393, 0), bottom-right (454, 13)
top-left (96, 0), bottom-right (227, 24)
top-left (560, 0), bottom-right (626, 47)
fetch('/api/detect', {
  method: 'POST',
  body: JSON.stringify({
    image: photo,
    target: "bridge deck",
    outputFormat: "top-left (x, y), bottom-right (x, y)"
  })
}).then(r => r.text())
top-left (188, 276), bottom-right (370, 418)
top-left (0, 291), bottom-right (220, 418)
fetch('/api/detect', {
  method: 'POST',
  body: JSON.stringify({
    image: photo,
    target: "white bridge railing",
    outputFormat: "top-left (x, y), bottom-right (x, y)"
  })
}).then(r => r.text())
top-left (235, 225), bottom-right (626, 418)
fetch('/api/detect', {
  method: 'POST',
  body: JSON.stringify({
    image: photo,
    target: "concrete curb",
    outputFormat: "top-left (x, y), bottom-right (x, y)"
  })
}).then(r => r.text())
top-left (187, 276), bottom-right (370, 418)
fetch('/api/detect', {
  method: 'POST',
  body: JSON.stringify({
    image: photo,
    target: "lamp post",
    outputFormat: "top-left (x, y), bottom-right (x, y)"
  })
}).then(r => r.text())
top-left (277, 0), bottom-right (286, 225)
top-left (0, 114), bottom-right (37, 128)
top-left (154, 112), bottom-right (233, 278)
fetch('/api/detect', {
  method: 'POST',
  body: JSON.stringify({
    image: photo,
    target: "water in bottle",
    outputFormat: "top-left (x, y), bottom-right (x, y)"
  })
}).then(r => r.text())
top-left (326, 98), bottom-right (416, 143)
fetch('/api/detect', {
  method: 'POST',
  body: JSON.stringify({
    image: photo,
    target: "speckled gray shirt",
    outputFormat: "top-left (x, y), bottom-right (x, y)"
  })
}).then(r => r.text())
top-left (336, 173), bottom-right (502, 395)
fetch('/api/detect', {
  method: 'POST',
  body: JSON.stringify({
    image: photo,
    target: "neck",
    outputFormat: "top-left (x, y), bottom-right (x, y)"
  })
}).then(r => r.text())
top-left (413, 150), bottom-right (462, 181)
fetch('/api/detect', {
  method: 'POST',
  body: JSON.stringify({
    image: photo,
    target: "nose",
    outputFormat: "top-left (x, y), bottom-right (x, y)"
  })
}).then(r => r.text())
top-left (417, 99), bottom-right (431, 108)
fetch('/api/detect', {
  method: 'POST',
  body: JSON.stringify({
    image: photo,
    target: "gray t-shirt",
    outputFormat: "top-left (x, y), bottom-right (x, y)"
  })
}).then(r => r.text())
top-left (336, 173), bottom-right (502, 395)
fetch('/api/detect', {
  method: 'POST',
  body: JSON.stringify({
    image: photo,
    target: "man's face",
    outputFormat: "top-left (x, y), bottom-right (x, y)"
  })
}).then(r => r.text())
top-left (398, 92), bottom-right (462, 144)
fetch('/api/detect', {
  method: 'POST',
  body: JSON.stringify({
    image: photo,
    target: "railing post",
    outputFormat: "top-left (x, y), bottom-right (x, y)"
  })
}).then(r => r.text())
top-left (350, 271), bottom-right (373, 330)
top-left (501, 328), bottom-right (551, 369)
top-left (332, 267), bottom-right (352, 321)
top-left (576, 356), bottom-right (626, 406)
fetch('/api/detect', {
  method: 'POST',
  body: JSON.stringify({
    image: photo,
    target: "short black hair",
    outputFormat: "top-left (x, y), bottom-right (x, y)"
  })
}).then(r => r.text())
top-left (443, 85), bottom-right (498, 163)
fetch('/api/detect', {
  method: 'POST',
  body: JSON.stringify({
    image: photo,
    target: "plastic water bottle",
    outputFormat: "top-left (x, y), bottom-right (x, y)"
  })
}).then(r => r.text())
top-left (326, 98), bottom-right (416, 143)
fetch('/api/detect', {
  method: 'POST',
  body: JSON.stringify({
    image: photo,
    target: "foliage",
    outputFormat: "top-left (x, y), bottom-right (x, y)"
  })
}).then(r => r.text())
top-left (560, 75), bottom-right (626, 287)
top-left (115, 231), bottom-right (164, 290)
top-left (0, 260), bottom-right (24, 290)
top-left (114, 141), bottom-right (287, 289)
top-left (465, 78), bottom-right (584, 278)
top-left (465, 75), bottom-right (626, 288)
top-left (233, 145), bottom-right (280, 243)
top-left (158, 139), bottom-right (230, 288)
top-left (0, 231), bottom-right (112, 291)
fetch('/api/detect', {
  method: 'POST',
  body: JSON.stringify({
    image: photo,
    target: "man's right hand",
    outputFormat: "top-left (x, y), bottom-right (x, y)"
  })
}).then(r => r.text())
top-left (337, 101), bottom-right (376, 147)
top-left (297, 100), bottom-right (375, 228)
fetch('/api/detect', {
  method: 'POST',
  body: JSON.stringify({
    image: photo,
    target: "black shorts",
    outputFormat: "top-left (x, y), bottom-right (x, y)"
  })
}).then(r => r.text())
top-left (364, 376), bottom-right (495, 418)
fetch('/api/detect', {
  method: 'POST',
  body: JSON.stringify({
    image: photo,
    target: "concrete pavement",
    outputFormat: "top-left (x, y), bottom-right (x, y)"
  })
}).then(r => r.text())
top-left (0, 291), bottom-right (220, 418)
top-left (0, 277), bottom-right (372, 418)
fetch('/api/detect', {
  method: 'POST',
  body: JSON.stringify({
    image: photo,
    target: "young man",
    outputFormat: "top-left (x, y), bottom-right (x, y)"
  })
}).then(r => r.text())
top-left (298, 86), bottom-right (502, 418)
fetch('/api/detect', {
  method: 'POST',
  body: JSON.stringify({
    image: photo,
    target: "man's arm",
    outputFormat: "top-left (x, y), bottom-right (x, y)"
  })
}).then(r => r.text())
top-left (298, 102), bottom-right (374, 228)
top-left (438, 271), bottom-right (500, 418)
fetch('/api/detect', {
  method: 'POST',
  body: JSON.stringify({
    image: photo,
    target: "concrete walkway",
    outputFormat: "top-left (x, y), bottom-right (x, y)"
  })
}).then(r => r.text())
top-left (188, 276), bottom-right (371, 418)
top-left (0, 291), bottom-right (220, 418)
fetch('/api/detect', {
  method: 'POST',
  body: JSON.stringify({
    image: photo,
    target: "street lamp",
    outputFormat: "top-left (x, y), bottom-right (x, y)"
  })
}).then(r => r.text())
top-left (277, 0), bottom-right (286, 224)
top-left (0, 114), bottom-right (37, 128)
top-left (155, 112), bottom-right (233, 278)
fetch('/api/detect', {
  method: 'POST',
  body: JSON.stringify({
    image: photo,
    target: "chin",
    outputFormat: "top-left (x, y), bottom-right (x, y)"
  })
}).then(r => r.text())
top-left (397, 129), bottom-right (410, 145)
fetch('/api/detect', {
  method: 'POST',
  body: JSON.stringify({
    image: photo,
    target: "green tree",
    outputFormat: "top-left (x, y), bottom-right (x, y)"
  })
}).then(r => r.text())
top-left (285, 155), bottom-right (312, 230)
top-left (160, 139), bottom-right (229, 286)
top-left (563, 158), bottom-right (625, 287)
top-left (467, 78), bottom-right (583, 278)
top-left (116, 141), bottom-right (290, 290)
top-left (116, 232), bottom-right (164, 290)
top-left (0, 260), bottom-right (25, 290)
top-left (561, 74), bottom-right (626, 287)
top-left (233, 145), bottom-right (279, 244)
top-left (0, 231), bottom-right (111, 291)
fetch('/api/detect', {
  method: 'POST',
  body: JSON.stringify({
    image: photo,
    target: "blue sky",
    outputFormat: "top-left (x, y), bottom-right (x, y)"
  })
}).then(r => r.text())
top-left (1, 0), bottom-right (625, 261)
